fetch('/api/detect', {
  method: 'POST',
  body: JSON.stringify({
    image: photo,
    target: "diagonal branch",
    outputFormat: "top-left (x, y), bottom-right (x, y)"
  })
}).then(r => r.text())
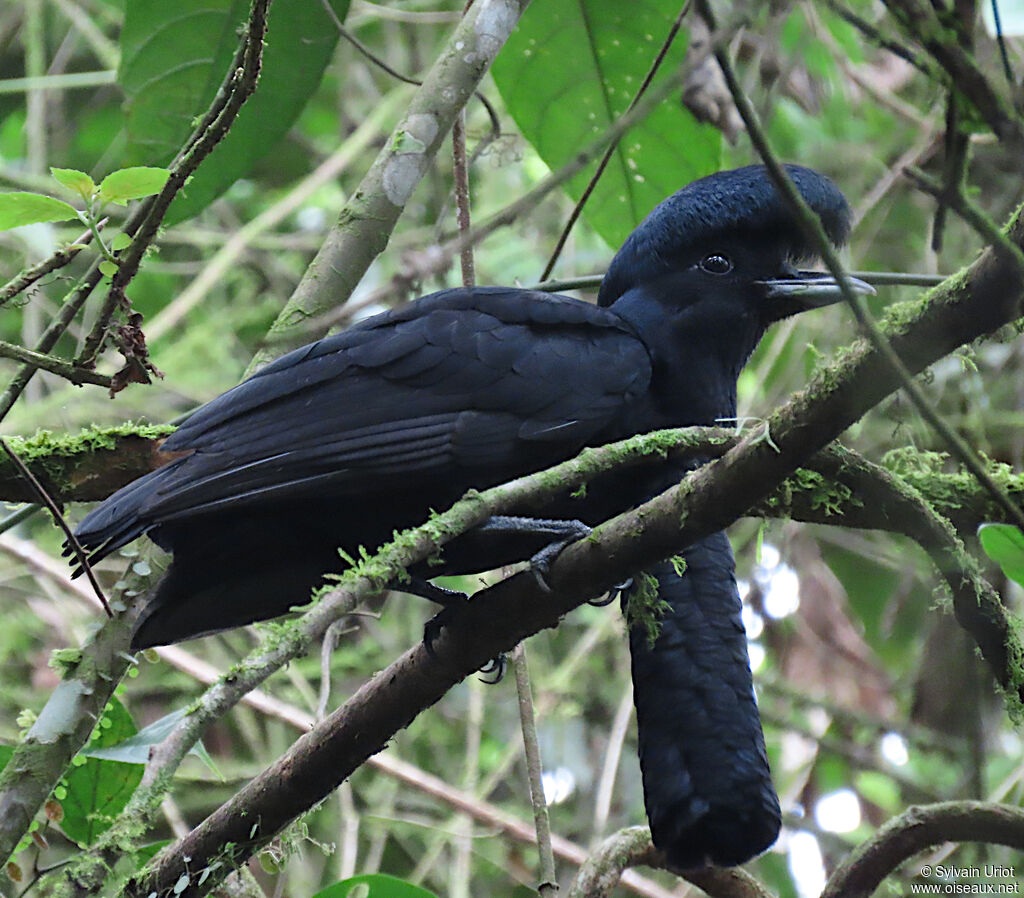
top-left (252, 0), bottom-right (533, 365)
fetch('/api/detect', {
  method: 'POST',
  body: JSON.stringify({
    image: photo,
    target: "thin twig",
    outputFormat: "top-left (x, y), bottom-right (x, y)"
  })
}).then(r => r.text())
top-left (0, 223), bottom-right (99, 306)
top-left (452, 112), bottom-right (475, 287)
top-left (0, 341), bottom-right (112, 389)
top-left (906, 165), bottom-right (1024, 272)
top-left (526, 270), bottom-right (947, 295)
top-left (539, 2), bottom-right (690, 281)
top-left (989, 0), bottom-right (1015, 84)
top-left (591, 681), bottom-right (634, 841)
top-left (0, 439), bottom-right (109, 616)
top-left (511, 645), bottom-right (558, 897)
top-left (822, 0), bottom-right (926, 73)
top-left (0, 267), bottom-right (104, 424)
top-left (75, 0), bottom-right (272, 368)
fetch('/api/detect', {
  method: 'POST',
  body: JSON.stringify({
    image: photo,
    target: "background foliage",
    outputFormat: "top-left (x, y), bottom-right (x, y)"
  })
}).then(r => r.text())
top-left (0, 0), bottom-right (1022, 896)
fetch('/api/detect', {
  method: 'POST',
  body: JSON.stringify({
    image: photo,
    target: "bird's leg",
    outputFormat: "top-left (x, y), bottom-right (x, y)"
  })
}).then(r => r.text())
top-left (402, 577), bottom-right (467, 607)
top-left (477, 515), bottom-right (592, 592)
top-left (403, 576), bottom-right (468, 658)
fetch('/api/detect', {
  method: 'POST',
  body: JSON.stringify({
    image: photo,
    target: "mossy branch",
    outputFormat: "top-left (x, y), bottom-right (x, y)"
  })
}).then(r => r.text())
top-left (0, 425), bottom-right (175, 504)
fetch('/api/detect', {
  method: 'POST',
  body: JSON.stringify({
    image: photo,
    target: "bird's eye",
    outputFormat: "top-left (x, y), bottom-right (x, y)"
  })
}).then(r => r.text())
top-left (699, 254), bottom-right (733, 275)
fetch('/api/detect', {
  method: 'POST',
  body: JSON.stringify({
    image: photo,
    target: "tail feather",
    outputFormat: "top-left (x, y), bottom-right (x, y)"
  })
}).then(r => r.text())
top-left (629, 540), bottom-right (779, 868)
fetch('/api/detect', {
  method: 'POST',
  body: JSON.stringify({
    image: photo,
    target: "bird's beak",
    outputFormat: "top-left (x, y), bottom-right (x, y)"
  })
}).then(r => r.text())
top-left (758, 270), bottom-right (876, 318)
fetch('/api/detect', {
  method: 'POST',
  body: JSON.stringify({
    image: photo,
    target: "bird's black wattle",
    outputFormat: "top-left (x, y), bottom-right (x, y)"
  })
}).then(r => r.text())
top-left (71, 164), bottom-right (858, 869)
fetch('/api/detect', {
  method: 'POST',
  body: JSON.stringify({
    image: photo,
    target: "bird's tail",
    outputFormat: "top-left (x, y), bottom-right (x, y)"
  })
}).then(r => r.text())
top-left (628, 539), bottom-right (780, 868)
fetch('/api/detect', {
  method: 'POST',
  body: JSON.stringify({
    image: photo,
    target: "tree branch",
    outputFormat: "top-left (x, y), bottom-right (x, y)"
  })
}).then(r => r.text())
top-left (252, 0), bottom-right (532, 363)
top-left (821, 801), bottom-right (1024, 898)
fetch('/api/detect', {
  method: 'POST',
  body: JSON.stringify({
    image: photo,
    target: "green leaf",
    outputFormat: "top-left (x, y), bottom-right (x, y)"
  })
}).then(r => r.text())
top-left (118, 0), bottom-right (350, 224)
top-left (111, 232), bottom-right (133, 251)
top-left (0, 193), bottom-right (79, 230)
top-left (50, 167), bottom-right (97, 200)
top-left (312, 873), bottom-right (440, 898)
top-left (98, 260), bottom-right (119, 277)
top-left (492, 0), bottom-right (722, 250)
top-left (978, 523), bottom-right (1024, 588)
top-left (61, 697), bottom-right (143, 846)
top-left (97, 166), bottom-right (172, 205)
top-left (83, 707), bottom-right (217, 774)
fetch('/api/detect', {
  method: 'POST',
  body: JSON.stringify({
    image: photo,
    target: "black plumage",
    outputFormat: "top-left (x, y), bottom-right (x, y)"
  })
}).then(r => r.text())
top-left (72, 164), bottom-right (869, 868)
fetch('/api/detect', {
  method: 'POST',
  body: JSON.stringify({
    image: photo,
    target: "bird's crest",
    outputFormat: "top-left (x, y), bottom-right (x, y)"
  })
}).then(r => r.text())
top-left (598, 164), bottom-right (852, 307)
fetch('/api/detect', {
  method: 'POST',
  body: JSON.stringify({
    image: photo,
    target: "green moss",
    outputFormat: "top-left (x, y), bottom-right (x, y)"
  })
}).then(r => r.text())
top-left (7, 423), bottom-right (175, 461)
top-left (624, 572), bottom-right (670, 648)
top-left (882, 446), bottom-right (1024, 517)
top-left (1002, 611), bottom-right (1024, 722)
top-left (48, 649), bottom-right (84, 676)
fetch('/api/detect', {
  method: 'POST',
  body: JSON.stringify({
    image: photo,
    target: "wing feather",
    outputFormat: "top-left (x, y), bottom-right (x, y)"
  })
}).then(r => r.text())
top-left (75, 287), bottom-right (651, 557)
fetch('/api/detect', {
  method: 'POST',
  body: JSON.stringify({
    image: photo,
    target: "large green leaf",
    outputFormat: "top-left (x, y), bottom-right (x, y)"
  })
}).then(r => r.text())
top-left (0, 192), bottom-right (79, 230)
top-left (118, 0), bottom-right (350, 224)
top-left (60, 697), bottom-right (143, 846)
top-left (492, 0), bottom-right (722, 252)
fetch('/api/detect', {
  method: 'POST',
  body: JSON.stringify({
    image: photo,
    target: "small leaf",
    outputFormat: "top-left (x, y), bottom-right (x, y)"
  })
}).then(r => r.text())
top-left (112, 232), bottom-right (133, 251)
top-left (51, 167), bottom-right (96, 200)
top-left (97, 167), bottom-right (171, 205)
top-left (99, 260), bottom-right (119, 276)
top-left (83, 707), bottom-right (213, 769)
top-left (0, 193), bottom-right (79, 230)
top-left (978, 523), bottom-right (1024, 588)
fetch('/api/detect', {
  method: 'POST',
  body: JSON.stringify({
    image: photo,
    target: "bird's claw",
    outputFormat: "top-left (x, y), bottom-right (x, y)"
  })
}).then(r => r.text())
top-left (478, 653), bottom-right (507, 683)
top-left (588, 576), bottom-right (633, 607)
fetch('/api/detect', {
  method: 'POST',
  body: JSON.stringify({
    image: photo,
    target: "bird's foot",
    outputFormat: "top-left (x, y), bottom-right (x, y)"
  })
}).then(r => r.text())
top-left (479, 515), bottom-right (592, 592)
top-left (411, 578), bottom-right (505, 680)
top-left (404, 577), bottom-right (467, 659)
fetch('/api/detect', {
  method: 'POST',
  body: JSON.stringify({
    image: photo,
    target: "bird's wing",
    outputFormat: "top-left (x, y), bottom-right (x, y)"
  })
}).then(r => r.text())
top-left (79, 288), bottom-right (650, 545)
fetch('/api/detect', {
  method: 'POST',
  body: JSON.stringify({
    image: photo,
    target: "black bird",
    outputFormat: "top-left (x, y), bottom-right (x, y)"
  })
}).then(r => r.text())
top-left (72, 164), bottom-right (870, 867)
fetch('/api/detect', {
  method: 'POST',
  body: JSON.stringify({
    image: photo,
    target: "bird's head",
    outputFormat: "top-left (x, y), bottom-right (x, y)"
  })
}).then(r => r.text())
top-left (597, 164), bottom-right (873, 328)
